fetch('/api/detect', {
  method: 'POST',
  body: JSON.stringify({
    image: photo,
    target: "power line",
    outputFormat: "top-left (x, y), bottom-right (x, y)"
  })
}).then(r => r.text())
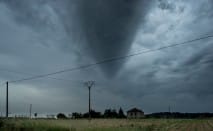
top-left (8, 35), bottom-right (213, 83)
top-left (0, 69), bottom-right (83, 83)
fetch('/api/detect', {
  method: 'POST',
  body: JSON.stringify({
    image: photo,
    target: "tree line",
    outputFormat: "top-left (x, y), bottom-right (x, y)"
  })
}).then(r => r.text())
top-left (57, 108), bottom-right (126, 119)
top-left (146, 112), bottom-right (213, 119)
top-left (57, 110), bottom-right (213, 119)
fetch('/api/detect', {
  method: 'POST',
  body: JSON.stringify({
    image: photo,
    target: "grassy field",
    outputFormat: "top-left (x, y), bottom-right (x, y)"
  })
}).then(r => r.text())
top-left (1, 118), bottom-right (213, 131)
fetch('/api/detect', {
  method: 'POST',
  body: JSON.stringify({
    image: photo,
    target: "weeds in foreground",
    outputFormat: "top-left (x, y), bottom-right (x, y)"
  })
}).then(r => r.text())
top-left (0, 119), bottom-right (213, 131)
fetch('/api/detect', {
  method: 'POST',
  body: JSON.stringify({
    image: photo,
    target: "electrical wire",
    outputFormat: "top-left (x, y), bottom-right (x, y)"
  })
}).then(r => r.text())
top-left (0, 69), bottom-right (83, 83)
top-left (8, 35), bottom-right (213, 83)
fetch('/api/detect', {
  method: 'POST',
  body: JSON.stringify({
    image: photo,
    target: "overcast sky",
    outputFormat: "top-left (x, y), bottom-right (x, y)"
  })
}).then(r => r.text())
top-left (0, 0), bottom-right (213, 116)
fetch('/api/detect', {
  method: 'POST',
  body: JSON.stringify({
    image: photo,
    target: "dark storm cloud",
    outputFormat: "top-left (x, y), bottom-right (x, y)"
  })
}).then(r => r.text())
top-left (184, 45), bottom-right (213, 67)
top-left (159, 42), bottom-right (213, 99)
top-left (167, 66), bottom-right (213, 99)
top-left (173, 43), bottom-right (213, 97)
top-left (158, 0), bottom-right (176, 11)
top-left (1, 0), bottom-right (213, 114)
top-left (48, 0), bottom-right (154, 77)
top-left (73, 0), bottom-right (153, 76)
top-left (0, 0), bottom-right (51, 30)
top-left (1, 0), bottom-right (154, 77)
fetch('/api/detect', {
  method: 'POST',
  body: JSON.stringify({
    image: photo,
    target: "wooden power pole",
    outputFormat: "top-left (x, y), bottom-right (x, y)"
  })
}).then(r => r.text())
top-left (6, 81), bottom-right (8, 118)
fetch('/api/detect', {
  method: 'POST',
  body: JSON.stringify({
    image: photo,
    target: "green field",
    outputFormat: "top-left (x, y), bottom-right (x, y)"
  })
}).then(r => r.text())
top-left (1, 118), bottom-right (213, 131)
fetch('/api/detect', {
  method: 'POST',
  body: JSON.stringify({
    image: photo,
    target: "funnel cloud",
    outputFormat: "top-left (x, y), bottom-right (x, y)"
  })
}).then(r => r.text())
top-left (1, 0), bottom-right (153, 77)
top-left (74, 0), bottom-right (153, 76)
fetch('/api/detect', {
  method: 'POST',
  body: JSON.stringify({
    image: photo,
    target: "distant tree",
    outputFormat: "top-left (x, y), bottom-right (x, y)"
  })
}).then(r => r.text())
top-left (83, 110), bottom-right (101, 118)
top-left (104, 109), bottom-right (109, 118)
top-left (90, 110), bottom-right (101, 118)
top-left (72, 112), bottom-right (82, 119)
top-left (118, 107), bottom-right (126, 118)
top-left (34, 113), bottom-right (37, 118)
top-left (111, 109), bottom-right (118, 118)
top-left (104, 109), bottom-right (118, 118)
top-left (104, 109), bottom-right (111, 118)
top-left (145, 112), bottom-right (213, 119)
top-left (57, 113), bottom-right (67, 119)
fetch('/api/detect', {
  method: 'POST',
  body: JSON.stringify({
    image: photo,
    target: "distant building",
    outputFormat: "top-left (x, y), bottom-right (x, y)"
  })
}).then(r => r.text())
top-left (127, 108), bottom-right (144, 118)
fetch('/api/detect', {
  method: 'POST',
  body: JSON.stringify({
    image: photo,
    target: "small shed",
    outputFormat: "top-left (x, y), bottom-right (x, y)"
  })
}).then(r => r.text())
top-left (127, 108), bottom-right (144, 119)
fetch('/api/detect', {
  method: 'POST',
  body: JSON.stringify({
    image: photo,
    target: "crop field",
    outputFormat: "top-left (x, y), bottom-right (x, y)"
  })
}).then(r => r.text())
top-left (0, 118), bottom-right (213, 131)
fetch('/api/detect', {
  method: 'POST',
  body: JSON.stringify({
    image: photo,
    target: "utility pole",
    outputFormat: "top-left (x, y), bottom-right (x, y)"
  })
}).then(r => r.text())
top-left (84, 81), bottom-right (95, 120)
top-left (29, 104), bottom-right (32, 119)
top-left (6, 81), bottom-right (8, 118)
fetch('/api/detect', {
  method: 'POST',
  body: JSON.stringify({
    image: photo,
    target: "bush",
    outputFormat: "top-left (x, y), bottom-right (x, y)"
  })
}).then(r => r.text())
top-left (0, 120), bottom-right (3, 128)
top-left (57, 113), bottom-right (67, 119)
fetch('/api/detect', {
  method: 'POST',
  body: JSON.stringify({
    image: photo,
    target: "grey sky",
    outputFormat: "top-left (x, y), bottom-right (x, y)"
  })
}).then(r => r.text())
top-left (0, 0), bottom-right (213, 116)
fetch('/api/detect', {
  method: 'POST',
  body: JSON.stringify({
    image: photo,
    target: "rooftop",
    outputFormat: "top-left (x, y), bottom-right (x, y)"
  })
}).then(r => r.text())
top-left (127, 108), bottom-right (144, 113)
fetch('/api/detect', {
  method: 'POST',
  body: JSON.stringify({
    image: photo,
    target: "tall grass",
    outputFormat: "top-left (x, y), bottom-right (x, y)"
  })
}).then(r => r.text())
top-left (0, 119), bottom-right (69, 131)
top-left (0, 118), bottom-right (212, 131)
